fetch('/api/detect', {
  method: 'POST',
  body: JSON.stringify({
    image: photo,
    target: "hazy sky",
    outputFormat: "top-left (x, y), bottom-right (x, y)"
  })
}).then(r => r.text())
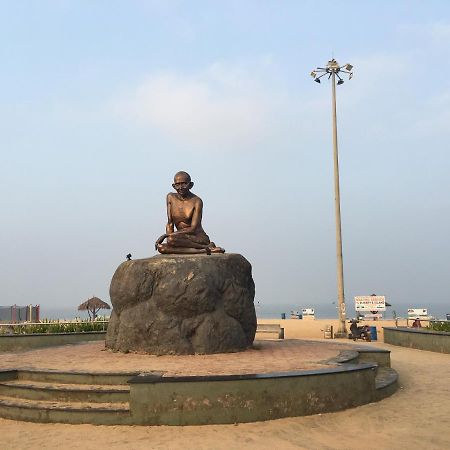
top-left (1, 1), bottom-right (450, 317)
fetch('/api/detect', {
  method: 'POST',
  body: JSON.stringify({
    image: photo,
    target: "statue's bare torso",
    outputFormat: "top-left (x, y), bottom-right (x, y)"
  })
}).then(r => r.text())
top-left (167, 192), bottom-right (204, 233)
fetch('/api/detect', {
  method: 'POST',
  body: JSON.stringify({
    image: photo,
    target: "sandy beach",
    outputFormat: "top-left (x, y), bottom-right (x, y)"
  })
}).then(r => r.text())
top-left (255, 318), bottom-right (409, 340)
top-left (0, 321), bottom-right (449, 450)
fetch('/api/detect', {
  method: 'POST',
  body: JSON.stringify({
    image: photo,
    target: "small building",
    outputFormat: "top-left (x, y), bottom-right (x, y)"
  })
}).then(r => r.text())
top-left (0, 305), bottom-right (40, 323)
top-left (302, 308), bottom-right (315, 320)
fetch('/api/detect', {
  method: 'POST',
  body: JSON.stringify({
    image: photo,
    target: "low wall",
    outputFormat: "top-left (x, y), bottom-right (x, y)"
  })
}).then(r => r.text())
top-left (383, 327), bottom-right (450, 354)
top-left (0, 332), bottom-right (106, 352)
top-left (129, 364), bottom-right (377, 425)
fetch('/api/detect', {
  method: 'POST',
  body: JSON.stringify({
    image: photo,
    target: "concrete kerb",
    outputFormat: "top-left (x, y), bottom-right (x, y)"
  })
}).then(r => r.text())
top-left (383, 327), bottom-right (450, 353)
top-left (126, 346), bottom-right (397, 425)
top-left (128, 363), bottom-right (378, 425)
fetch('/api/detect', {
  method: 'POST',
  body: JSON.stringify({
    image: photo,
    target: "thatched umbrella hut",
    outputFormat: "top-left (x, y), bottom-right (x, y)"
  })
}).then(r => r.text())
top-left (78, 296), bottom-right (111, 321)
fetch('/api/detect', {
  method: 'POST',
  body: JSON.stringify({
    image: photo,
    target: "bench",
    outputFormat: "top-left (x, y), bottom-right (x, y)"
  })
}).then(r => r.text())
top-left (256, 324), bottom-right (285, 339)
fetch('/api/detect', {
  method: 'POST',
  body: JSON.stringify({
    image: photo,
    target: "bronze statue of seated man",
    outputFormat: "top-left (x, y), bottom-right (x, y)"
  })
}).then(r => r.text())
top-left (155, 171), bottom-right (225, 255)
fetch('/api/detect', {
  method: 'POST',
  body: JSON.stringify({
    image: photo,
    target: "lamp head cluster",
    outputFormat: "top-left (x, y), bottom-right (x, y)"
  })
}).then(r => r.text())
top-left (310, 59), bottom-right (353, 85)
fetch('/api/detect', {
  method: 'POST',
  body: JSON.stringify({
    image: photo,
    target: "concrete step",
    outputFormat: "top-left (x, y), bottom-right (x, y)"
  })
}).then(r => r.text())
top-left (0, 379), bottom-right (130, 403)
top-left (17, 369), bottom-right (138, 385)
top-left (374, 367), bottom-right (398, 401)
top-left (0, 395), bottom-right (132, 425)
top-left (355, 347), bottom-right (392, 368)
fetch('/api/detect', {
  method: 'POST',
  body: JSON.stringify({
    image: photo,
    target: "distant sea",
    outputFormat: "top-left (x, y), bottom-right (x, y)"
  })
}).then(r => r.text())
top-left (38, 301), bottom-right (450, 321)
top-left (37, 308), bottom-right (106, 321)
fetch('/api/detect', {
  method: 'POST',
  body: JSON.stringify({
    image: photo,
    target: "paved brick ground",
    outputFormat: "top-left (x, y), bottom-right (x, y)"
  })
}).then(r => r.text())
top-left (0, 339), bottom-right (355, 376)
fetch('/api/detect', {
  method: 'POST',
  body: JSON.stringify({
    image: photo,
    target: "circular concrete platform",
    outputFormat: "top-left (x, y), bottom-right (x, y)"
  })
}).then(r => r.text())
top-left (0, 340), bottom-right (398, 425)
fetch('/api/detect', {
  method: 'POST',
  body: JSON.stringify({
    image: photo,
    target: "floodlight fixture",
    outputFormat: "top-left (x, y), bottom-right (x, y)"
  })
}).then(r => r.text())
top-left (314, 72), bottom-right (328, 84)
top-left (310, 58), bottom-right (354, 87)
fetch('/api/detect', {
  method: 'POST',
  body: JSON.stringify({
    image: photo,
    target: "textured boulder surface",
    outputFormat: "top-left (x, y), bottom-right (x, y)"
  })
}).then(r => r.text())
top-left (105, 253), bottom-right (256, 355)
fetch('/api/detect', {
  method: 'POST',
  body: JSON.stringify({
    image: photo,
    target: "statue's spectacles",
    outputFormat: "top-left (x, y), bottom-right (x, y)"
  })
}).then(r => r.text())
top-left (173, 182), bottom-right (190, 188)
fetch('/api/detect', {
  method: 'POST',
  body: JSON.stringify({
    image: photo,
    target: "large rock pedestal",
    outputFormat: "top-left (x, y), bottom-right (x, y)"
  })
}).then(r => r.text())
top-left (105, 254), bottom-right (256, 355)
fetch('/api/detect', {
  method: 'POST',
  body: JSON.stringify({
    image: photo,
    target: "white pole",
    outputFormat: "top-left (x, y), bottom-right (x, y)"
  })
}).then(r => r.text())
top-left (331, 70), bottom-right (347, 336)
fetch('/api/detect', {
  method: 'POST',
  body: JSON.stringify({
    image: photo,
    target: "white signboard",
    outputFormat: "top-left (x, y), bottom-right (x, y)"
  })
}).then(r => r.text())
top-left (407, 308), bottom-right (428, 317)
top-left (302, 308), bottom-right (315, 316)
top-left (354, 296), bottom-right (386, 312)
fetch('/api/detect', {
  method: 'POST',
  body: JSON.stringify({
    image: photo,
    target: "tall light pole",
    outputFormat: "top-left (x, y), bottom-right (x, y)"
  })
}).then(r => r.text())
top-left (311, 59), bottom-right (353, 337)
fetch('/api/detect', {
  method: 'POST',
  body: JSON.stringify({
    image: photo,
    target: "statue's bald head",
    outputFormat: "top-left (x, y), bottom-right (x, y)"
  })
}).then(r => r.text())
top-left (174, 171), bottom-right (191, 183)
top-left (172, 171), bottom-right (194, 196)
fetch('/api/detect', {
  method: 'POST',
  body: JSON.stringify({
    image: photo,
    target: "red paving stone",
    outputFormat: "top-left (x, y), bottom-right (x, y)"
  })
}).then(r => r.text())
top-left (0, 340), bottom-right (355, 376)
